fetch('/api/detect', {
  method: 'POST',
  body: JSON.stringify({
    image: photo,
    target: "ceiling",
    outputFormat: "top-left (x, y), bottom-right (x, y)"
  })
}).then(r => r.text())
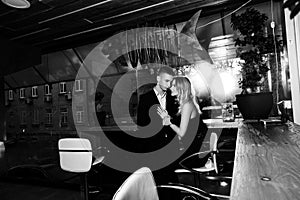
top-left (0, 0), bottom-right (275, 54)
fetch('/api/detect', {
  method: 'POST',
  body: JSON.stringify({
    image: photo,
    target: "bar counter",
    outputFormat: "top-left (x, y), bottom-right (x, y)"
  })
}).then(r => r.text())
top-left (230, 121), bottom-right (300, 200)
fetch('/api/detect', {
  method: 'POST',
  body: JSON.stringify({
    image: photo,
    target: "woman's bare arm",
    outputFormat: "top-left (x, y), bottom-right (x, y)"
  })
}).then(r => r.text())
top-left (169, 102), bottom-right (193, 138)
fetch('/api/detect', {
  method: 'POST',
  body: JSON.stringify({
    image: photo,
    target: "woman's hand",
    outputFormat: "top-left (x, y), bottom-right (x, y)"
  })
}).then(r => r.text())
top-left (162, 116), bottom-right (171, 126)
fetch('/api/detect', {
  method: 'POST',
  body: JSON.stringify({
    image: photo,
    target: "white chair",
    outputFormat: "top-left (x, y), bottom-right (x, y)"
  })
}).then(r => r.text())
top-left (58, 138), bottom-right (93, 200)
top-left (175, 132), bottom-right (218, 174)
top-left (195, 132), bottom-right (218, 173)
top-left (113, 167), bottom-right (159, 200)
top-left (113, 167), bottom-right (216, 200)
top-left (178, 132), bottom-right (231, 199)
top-left (0, 141), bottom-right (5, 158)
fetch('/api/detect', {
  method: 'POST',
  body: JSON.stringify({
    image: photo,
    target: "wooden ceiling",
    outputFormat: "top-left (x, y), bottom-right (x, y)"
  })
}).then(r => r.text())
top-left (0, 0), bottom-right (274, 53)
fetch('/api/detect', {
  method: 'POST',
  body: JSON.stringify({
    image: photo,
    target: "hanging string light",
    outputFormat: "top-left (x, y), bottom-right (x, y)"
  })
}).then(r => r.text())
top-left (270, 0), bottom-right (280, 106)
top-left (197, 0), bottom-right (253, 29)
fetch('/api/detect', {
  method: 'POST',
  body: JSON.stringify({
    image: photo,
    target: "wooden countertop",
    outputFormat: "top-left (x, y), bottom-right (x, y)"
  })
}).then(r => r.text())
top-left (230, 121), bottom-right (300, 200)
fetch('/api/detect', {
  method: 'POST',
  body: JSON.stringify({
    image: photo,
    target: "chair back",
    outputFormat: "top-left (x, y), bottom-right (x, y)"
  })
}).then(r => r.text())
top-left (58, 138), bottom-right (92, 173)
top-left (209, 132), bottom-right (218, 152)
top-left (0, 141), bottom-right (5, 158)
top-left (113, 167), bottom-right (159, 200)
top-left (210, 132), bottom-right (218, 174)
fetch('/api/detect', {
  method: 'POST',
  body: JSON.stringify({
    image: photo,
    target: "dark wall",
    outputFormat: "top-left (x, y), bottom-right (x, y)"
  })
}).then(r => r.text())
top-left (0, 37), bottom-right (41, 141)
top-left (0, 37), bottom-right (41, 76)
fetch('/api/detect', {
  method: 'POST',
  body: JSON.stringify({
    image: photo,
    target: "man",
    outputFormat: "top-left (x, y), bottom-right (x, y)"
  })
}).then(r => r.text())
top-left (137, 66), bottom-right (178, 152)
top-left (136, 66), bottom-right (180, 188)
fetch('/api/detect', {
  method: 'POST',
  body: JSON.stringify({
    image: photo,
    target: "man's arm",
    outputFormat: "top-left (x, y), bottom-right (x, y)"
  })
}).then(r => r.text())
top-left (166, 92), bottom-right (180, 125)
top-left (137, 93), bottom-right (149, 126)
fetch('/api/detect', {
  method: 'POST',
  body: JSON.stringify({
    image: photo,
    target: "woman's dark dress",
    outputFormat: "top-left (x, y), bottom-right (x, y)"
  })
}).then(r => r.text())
top-left (176, 113), bottom-right (208, 164)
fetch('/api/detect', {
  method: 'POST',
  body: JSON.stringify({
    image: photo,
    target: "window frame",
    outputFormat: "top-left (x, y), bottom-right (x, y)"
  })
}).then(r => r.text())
top-left (60, 107), bottom-right (68, 126)
top-left (59, 82), bottom-right (67, 94)
top-left (45, 108), bottom-right (53, 125)
top-left (20, 111), bottom-right (27, 124)
top-left (8, 90), bottom-right (13, 100)
top-left (31, 86), bottom-right (38, 98)
top-left (32, 109), bottom-right (40, 124)
top-left (75, 79), bottom-right (83, 92)
top-left (19, 88), bottom-right (25, 99)
top-left (76, 106), bottom-right (84, 124)
top-left (44, 84), bottom-right (52, 95)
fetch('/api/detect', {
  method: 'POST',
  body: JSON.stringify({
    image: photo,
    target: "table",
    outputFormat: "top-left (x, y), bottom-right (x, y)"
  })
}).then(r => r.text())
top-left (230, 121), bottom-right (300, 200)
top-left (203, 118), bottom-right (242, 129)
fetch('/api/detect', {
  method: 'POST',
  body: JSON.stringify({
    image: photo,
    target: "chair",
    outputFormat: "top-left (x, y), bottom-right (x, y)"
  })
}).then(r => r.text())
top-left (177, 132), bottom-right (231, 199)
top-left (188, 132), bottom-right (218, 173)
top-left (277, 100), bottom-right (293, 122)
top-left (0, 141), bottom-right (5, 158)
top-left (112, 167), bottom-right (218, 200)
top-left (174, 132), bottom-right (218, 177)
top-left (58, 138), bottom-right (104, 200)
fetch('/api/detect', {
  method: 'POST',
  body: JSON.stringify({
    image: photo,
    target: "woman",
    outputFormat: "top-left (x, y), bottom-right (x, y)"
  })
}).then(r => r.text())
top-left (157, 76), bottom-right (204, 156)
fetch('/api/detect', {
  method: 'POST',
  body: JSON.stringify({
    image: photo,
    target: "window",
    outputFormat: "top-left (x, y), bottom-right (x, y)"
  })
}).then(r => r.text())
top-left (19, 88), bottom-right (25, 99)
top-left (33, 109), bottom-right (39, 124)
top-left (32, 86), bottom-right (38, 97)
top-left (59, 82), bottom-right (66, 94)
top-left (45, 108), bottom-right (53, 125)
top-left (8, 90), bottom-right (13, 100)
top-left (44, 84), bottom-right (51, 95)
top-left (60, 107), bottom-right (68, 127)
top-left (75, 80), bottom-right (83, 92)
top-left (76, 106), bottom-right (84, 123)
top-left (8, 111), bottom-right (15, 128)
top-left (20, 111), bottom-right (27, 124)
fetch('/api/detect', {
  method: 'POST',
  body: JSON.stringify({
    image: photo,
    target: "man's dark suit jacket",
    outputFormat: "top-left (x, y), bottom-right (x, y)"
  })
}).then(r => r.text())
top-left (136, 88), bottom-right (179, 152)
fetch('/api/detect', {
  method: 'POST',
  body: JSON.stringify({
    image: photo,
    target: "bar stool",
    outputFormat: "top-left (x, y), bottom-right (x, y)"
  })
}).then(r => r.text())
top-left (58, 138), bottom-right (93, 200)
top-left (0, 141), bottom-right (5, 158)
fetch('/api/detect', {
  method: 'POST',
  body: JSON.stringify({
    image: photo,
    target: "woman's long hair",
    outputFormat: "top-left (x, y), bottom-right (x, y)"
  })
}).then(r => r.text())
top-left (173, 76), bottom-right (201, 115)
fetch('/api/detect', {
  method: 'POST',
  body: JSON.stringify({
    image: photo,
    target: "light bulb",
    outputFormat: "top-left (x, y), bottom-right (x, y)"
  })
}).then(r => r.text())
top-left (270, 21), bottom-right (275, 29)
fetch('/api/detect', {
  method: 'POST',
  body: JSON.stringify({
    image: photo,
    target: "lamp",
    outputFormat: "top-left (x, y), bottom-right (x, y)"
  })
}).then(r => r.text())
top-left (1, 0), bottom-right (30, 9)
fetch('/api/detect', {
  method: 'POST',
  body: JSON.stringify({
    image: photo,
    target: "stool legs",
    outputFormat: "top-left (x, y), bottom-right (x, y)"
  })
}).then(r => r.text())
top-left (80, 173), bottom-right (89, 200)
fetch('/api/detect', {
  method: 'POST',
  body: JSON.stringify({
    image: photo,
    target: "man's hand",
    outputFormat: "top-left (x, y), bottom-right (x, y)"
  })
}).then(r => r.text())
top-left (157, 106), bottom-right (169, 119)
top-left (157, 106), bottom-right (172, 126)
top-left (283, 0), bottom-right (300, 19)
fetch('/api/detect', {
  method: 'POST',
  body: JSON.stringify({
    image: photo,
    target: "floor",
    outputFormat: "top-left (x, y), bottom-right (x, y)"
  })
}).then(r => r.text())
top-left (0, 181), bottom-right (81, 200)
top-left (0, 128), bottom-right (237, 200)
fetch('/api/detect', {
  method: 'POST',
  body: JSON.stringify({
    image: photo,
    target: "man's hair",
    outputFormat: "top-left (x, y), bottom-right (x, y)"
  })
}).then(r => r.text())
top-left (157, 66), bottom-right (175, 76)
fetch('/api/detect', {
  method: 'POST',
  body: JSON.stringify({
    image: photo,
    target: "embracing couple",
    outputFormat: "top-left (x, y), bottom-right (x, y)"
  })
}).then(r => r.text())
top-left (137, 66), bottom-right (207, 159)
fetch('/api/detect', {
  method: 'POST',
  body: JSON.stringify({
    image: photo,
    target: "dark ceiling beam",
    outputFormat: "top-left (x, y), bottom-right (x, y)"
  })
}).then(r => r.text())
top-left (29, 0), bottom-right (236, 52)
top-left (22, 0), bottom-right (178, 43)
top-left (7, 74), bottom-right (21, 88)
top-left (32, 65), bottom-right (49, 84)
top-left (72, 48), bottom-right (97, 82)
top-left (3, 0), bottom-right (135, 30)
top-left (1, 0), bottom-right (279, 54)
top-left (61, 50), bottom-right (79, 73)
top-left (3, 79), bottom-right (12, 90)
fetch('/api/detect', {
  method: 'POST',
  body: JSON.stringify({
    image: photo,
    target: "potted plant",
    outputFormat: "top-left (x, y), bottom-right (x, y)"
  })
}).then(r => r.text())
top-left (231, 8), bottom-right (280, 119)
